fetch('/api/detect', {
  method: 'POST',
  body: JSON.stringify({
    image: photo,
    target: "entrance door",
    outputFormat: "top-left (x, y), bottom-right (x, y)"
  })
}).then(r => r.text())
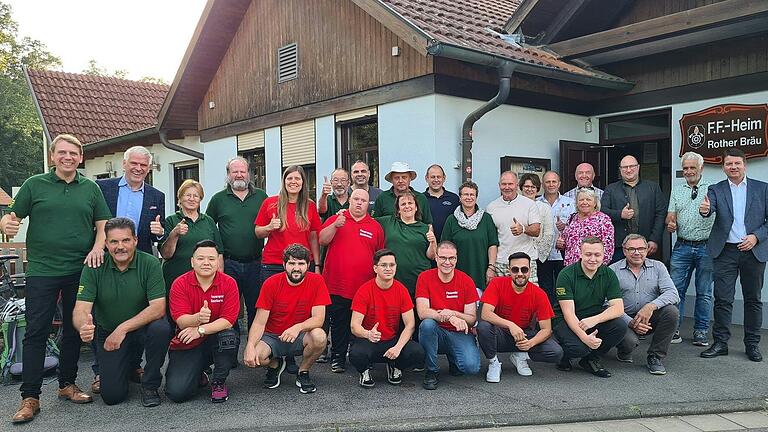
top-left (559, 140), bottom-right (607, 192)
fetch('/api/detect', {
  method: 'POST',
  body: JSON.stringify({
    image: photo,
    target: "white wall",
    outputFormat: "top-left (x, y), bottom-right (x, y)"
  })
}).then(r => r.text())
top-left (200, 136), bottom-right (237, 210)
top-left (264, 127), bottom-right (282, 195)
top-left (315, 115), bottom-right (336, 201)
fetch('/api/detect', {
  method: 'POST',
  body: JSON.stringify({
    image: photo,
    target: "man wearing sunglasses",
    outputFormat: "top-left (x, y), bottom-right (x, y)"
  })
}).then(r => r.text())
top-left (478, 252), bottom-right (563, 383)
top-left (666, 152), bottom-right (715, 347)
top-left (610, 234), bottom-right (680, 375)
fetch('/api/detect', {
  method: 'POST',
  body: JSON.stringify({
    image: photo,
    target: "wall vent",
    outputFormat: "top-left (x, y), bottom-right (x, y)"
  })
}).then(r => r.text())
top-left (277, 43), bottom-right (298, 83)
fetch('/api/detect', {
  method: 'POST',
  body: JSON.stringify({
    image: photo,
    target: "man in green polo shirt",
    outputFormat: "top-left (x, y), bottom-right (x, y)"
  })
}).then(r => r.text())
top-left (206, 157), bottom-right (268, 328)
top-left (74, 217), bottom-right (170, 408)
top-left (318, 168), bottom-right (351, 221)
top-left (373, 162), bottom-right (432, 224)
top-left (1, 134), bottom-right (112, 424)
top-left (552, 237), bottom-right (627, 378)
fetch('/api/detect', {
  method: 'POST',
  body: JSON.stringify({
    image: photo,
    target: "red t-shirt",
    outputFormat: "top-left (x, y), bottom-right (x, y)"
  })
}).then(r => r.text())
top-left (255, 196), bottom-right (322, 264)
top-left (480, 278), bottom-right (554, 329)
top-left (351, 279), bottom-right (413, 342)
top-left (168, 271), bottom-right (240, 351)
top-left (256, 271), bottom-right (331, 335)
top-left (322, 211), bottom-right (385, 299)
top-left (415, 268), bottom-right (479, 331)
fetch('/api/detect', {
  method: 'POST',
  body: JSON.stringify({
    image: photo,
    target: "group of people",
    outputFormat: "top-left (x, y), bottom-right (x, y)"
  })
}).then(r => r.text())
top-left (1, 133), bottom-right (765, 425)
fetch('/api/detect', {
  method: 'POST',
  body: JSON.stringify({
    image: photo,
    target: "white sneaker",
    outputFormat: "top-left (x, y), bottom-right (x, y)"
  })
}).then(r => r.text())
top-left (510, 352), bottom-right (533, 376)
top-left (486, 358), bottom-right (501, 383)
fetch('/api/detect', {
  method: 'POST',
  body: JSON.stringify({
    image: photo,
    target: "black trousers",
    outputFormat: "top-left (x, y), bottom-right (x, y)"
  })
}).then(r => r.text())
top-left (618, 305), bottom-right (679, 358)
top-left (20, 273), bottom-right (81, 399)
top-left (90, 308), bottom-right (143, 375)
top-left (553, 318), bottom-right (627, 360)
top-left (348, 337), bottom-right (425, 373)
top-left (537, 259), bottom-right (563, 305)
top-left (476, 321), bottom-right (563, 364)
top-left (96, 319), bottom-right (172, 405)
top-left (165, 328), bottom-right (238, 403)
top-left (713, 244), bottom-right (765, 345)
top-left (328, 295), bottom-right (352, 362)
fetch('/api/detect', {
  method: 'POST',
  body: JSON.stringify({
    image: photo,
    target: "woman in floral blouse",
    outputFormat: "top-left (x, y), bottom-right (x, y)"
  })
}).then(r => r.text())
top-left (557, 188), bottom-right (614, 265)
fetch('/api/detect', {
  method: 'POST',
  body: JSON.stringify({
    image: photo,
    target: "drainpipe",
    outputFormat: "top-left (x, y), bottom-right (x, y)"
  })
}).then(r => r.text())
top-left (461, 61), bottom-right (515, 182)
top-left (158, 129), bottom-right (204, 160)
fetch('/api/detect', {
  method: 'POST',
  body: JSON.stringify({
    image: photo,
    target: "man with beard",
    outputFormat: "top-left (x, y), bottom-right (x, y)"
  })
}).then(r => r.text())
top-left (478, 252), bottom-right (562, 383)
top-left (373, 162), bottom-right (433, 223)
top-left (242, 244), bottom-right (331, 394)
top-left (206, 157), bottom-right (268, 328)
top-left (319, 168), bottom-right (351, 221)
top-left (73, 217), bottom-right (171, 407)
top-left (351, 160), bottom-right (382, 212)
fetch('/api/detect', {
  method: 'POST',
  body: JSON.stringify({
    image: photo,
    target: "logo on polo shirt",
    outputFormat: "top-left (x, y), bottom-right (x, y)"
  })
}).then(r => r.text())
top-left (78, 285), bottom-right (85, 295)
top-left (442, 200), bottom-right (453, 206)
top-left (556, 287), bottom-right (566, 296)
top-left (359, 229), bottom-right (373, 239)
top-left (445, 290), bottom-right (458, 299)
top-left (209, 294), bottom-right (225, 303)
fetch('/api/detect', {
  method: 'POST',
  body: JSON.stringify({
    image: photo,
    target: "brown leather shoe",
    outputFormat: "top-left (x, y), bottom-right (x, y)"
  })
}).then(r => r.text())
top-left (12, 398), bottom-right (40, 423)
top-left (91, 375), bottom-right (101, 394)
top-left (57, 384), bottom-right (93, 404)
top-left (129, 367), bottom-right (144, 384)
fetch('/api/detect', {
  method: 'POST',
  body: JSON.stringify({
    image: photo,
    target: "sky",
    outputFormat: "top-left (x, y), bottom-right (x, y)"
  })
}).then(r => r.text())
top-left (7, 0), bottom-right (207, 82)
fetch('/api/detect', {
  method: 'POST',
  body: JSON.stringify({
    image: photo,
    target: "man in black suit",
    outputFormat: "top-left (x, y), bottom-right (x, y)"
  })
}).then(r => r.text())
top-left (699, 148), bottom-right (768, 362)
top-left (92, 146), bottom-right (167, 393)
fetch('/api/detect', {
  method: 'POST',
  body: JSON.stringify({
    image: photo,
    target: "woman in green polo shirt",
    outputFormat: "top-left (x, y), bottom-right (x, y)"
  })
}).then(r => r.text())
top-left (377, 191), bottom-right (437, 299)
top-left (160, 179), bottom-right (223, 294)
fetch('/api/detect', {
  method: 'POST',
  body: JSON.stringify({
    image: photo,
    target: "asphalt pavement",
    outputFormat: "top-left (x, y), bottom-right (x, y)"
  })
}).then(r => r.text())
top-left (1, 318), bottom-right (767, 432)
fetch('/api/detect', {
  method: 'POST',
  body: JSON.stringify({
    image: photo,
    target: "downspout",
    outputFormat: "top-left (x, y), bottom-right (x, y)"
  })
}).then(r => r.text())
top-left (461, 61), bottom-right (516, 182)
top-left (158, 129), bottom-right (204, 160)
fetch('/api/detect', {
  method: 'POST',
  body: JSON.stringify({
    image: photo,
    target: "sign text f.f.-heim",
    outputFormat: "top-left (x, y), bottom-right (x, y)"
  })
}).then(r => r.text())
top-left (680, 104), bottom-right (768, 164)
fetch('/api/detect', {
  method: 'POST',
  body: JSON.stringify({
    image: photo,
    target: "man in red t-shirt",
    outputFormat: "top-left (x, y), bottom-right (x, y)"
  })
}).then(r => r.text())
top-left (416, 241), bottom-right (481, 390)
top-left (242, 244), bottom-right (330, 394)
top-left (319, 189), bottom-right (385, 373)
top-left (478, 252), bottom-right (563, 383)
top-left (165, 240), bottom-right (240, 403)
top-left (349, 249), bottom-right (425, 388)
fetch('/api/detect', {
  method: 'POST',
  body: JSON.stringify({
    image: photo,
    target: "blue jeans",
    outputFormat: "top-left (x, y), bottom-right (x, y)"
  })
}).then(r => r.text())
top-left (224, 258), bottom-right (261, 329)
top-left (670, 241), bottom-right (713, 331)
top-left (418, 319), bottom-right (481, 375)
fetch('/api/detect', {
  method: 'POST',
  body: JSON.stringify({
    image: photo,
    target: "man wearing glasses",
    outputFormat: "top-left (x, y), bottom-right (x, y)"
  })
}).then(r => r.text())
top-left (601, 155), bottom-right (666, 263)
top-left (665, 152), bottom-right (715, 346)
top-left (478, 252), bottom-right (562, 383)
top-left (319, 168), bottom-right (351, 221)
top-left (610, 234), bottom-right (680, 375)
top-left (415, 241), bottom-right (480, 389)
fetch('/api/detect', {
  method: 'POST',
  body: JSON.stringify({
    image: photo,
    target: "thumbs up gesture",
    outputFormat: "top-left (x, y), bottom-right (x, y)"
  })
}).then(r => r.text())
top-left (321, 176), bottom-right (332, 196)
top-left (510, 217), bottom-right (524, 236)
top-left (150, 215), bottom-right (164, 236)
top-left (425, 224), bottom-right (436, 243)
top-left (1, 211), bottom-right (22, 238)
top-left (621, 203), bottom-right (635, 220)
top-left (699, 195), bottom-right (710, 215)
top-left (334, 212), bottom-right (347, 228)
top-left (175, 219), bottom-right (188, 236)
top-left (198, 300), bottom-right (211, 324)
top-left (80, 313), bottom-right (96, 342)
top-left (269, 212), bottom-right (282, 231)
top-left (367, 322), bottom-right (382, 343)
top-left (666, 213), bottom-right (678, 233)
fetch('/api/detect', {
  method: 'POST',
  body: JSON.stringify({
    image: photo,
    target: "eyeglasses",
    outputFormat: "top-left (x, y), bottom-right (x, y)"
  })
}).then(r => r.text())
top-left (691, 185), bottom-right (698, 200)
top-left (377, 263), bottom-right (396, 268)
top-left (509, 266), bottom-right (530, 274)
top-left (331, 178), bottom-right (349, 184)
top-left (619, 164), bottom-right (639, 170)
top-left (623, 247), bottom-right (648, 254)
top-left (182, 193), bottom-right (201, 199)
top-left (436, 256), bottom-right (457, 263)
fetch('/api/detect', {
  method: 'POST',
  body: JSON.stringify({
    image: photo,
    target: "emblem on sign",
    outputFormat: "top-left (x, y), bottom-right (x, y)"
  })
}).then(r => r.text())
top-left (679, 104), bottom-right (768, 164)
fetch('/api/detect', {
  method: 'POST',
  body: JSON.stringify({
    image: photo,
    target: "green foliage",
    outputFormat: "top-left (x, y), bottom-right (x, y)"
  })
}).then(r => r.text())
top-left (82, 58), bottom-right (128, 79)
top-left (0, 2), bottom-right (60, 193)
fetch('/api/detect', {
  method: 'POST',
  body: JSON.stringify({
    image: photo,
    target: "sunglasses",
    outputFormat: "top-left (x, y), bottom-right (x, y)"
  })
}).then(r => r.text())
top-left (509, 266), bottom-right (530, 274)
top-left (691, 185), bottom-right (698, 200)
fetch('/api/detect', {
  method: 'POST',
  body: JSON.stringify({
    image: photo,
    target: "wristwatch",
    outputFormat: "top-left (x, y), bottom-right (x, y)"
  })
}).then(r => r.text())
top-left (197, 326), bottom-right (206, 336)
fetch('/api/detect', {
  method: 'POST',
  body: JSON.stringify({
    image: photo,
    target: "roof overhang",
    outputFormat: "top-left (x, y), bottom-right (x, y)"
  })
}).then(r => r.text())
top-left (23, 65), bottom-right (52, 144)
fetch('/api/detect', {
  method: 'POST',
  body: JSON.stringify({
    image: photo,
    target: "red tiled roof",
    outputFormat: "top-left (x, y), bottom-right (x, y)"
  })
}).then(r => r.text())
top-left (379, 0), bottom-right (624, 82)
top-left (0, 187), bottom-right (12, 206)
top-left (26, 69), bottom-right (169, 145)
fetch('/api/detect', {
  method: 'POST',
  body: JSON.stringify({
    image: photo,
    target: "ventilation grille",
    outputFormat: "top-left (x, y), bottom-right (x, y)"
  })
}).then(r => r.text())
top-left (277, 43), bottom-right (298, 83)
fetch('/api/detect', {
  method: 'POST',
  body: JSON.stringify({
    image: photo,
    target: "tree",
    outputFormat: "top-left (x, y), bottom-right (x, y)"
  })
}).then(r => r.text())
top-left (0, 2), bottom-right (61, 194)
top-left (82, 58), bottom-right (128, 79)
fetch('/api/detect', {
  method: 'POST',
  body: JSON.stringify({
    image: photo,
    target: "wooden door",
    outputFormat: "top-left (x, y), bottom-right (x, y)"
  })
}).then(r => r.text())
top-left (559, 140), bottom-right (606, 192)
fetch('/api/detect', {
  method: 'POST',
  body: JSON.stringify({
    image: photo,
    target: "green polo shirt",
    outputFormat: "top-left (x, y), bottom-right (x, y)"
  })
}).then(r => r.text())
top-left (552, 262), bottom-right (622, 326)
top-left (78, 250), bottom-right (165, 332)
top-left (372, 187), bottom-right (433, 224)
top-left (319, 195), bottom-right (350, 222)
top-left (441, 211), bottom-right (499, 289)
top-left (377, 215), bottom-right (431, 295)
top-left (205, 185), bottom-right (268, 261)
top-left (8, 169), bottom-right (112, 277)
top-left (160, 211), bottom-right (222, 292)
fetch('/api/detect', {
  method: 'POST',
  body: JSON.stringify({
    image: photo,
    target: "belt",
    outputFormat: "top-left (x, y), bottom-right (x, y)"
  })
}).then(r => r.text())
top-left (677, 238), bottom-right (707, 246)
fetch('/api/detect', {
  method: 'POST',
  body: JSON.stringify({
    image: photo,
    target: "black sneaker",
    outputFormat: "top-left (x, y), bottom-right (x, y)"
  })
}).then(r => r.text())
top-left (647, 355), bottom-right (667, 375)
top-left (556, 357), bottom-right (572, 371)
top-left (448, 361), bottom-right (463, 376)
top-left (263, 358), bottom-right (286, 389)
top-left (140, 387), bottom-right (161, 407)
top-left (359, 369), bottom-right (375, 388)
top-left (330, 358), bottom-right (346, 373)
top-left (285, 356), bottom-right (299, 374)
top-left (316, 346), bottom-right (330, 363)
top-left (578, 355), bottom-right (612, 378)
top-left (422, 370), bottom-right (439, 390)
top-left (386, 362), bottom-right (402, 385)
top-left (295, 371), bottom-right (317, 394)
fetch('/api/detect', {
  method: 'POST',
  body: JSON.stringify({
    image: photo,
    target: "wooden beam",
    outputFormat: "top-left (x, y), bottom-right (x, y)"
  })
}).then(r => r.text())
top-left (550, 0), bottom-right (768, 60)
top-left (502, 0), bottom-right (541, 34)
top-left (351, 0), bottom-right (431, 56)
top-left (540, 0), bottom-right (587, 44)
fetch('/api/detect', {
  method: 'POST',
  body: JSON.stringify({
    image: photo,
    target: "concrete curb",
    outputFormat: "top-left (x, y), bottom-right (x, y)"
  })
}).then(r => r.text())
top-left (223, 397), bottom-right (768, 432)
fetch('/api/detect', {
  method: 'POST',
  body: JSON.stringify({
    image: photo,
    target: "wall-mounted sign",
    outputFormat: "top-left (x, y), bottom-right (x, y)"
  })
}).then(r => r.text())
top-left (679, 103), bottom-right (768, 164)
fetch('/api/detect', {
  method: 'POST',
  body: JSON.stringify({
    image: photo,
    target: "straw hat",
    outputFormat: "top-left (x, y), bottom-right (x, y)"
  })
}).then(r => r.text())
top-left (384, 161), bottom-right (417, 183)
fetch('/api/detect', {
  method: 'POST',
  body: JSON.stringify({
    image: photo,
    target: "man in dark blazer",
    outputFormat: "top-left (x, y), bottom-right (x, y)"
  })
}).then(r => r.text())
top-left (601, 155), bottom-right (667, 262)
top-left (92, 146), bottom-right (166, 393)
top-left (699, 148), bottom-right (768, 362)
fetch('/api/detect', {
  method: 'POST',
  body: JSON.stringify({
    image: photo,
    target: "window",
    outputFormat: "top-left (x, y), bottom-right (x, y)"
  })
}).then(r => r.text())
top-left (240, 148), bottom-right (266, 191)
top-left (173, 162), bottom-right (199, 207)
top-left (339, 118), bottom-right (379, 187)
